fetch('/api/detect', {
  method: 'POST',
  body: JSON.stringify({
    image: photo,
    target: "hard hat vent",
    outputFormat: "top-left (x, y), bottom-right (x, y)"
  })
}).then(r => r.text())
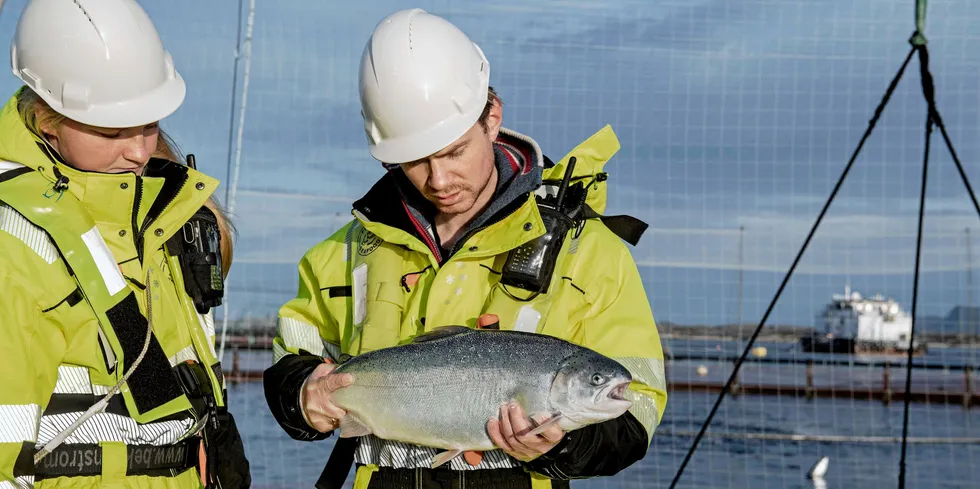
top-left (406, 9), bottom-right (422, 53)
top-left (71, 0), bottom-right (95, 26)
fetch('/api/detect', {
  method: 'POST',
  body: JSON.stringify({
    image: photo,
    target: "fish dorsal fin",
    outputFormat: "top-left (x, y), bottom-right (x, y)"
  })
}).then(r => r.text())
top-left (412, 325), bottom-right (473, 343)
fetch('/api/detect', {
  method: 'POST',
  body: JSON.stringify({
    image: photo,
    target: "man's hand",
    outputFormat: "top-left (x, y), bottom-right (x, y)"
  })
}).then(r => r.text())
top-left (487, 401), bottom-right (565, 462)
top-left (300, 362), bottom-right (354, 433)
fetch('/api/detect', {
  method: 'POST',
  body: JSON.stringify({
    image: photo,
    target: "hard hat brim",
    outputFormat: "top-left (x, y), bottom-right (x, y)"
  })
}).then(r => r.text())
top-left (368, 105), bottom-right (483, 165)
top-left (34, 72), bottom-right (186, 129)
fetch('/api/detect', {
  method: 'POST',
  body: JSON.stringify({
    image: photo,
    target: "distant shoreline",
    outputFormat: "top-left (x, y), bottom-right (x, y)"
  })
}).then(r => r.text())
top-left (214, 320), bottom-right (980, 350)
top-left (661, 333), bottom-right (797, 343)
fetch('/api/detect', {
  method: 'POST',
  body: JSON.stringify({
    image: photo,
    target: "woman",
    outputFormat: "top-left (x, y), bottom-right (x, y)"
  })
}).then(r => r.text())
top-left (0, 0), bottom-right (250, 487)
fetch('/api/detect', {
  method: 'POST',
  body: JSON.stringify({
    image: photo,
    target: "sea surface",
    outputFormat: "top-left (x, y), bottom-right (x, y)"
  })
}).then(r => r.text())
top-left (225, 338), bottom-right (980, 489)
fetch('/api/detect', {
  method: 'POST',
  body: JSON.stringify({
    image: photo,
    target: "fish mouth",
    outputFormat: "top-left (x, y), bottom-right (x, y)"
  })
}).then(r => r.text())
top-left (608, 381), bottom-right (630, 401)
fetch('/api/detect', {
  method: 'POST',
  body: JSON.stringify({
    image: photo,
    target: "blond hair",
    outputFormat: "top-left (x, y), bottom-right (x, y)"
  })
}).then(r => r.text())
top-left (16, 87), bottom-right (236, 279)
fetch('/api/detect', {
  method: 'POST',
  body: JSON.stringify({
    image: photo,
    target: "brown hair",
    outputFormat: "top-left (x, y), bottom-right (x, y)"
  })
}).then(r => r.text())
top-left (15, 87), bottom-right (237, 279)
top-left (477, 86), bottom-right (502, 132)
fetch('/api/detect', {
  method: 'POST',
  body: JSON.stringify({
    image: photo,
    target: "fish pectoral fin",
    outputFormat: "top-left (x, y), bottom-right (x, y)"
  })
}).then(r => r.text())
top-left (430, 449), bottom-right (463, 469)
top-left (412, 326), bottom-right (473, 343)
top-left (338, 415), bottom-right (372, 438)
top-left (526, 413), bottom-right (565, 437)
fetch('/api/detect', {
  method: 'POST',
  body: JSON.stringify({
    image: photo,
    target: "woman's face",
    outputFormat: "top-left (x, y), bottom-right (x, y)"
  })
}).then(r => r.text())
top-left (42, 116), bottom-right (159, 175)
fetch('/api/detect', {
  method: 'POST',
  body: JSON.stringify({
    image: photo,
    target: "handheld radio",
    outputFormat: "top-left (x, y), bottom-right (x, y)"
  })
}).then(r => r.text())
top-left (166, 154), bottom-right (226, 314)
top-left (499, 156), bottom-right (582, 294)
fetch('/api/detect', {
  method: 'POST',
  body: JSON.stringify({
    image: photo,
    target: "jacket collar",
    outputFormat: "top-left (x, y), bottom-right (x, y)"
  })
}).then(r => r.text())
top-left (0, 89), bottom-right (219, 259)
top-left (353, 127), bottom-right (548, 262)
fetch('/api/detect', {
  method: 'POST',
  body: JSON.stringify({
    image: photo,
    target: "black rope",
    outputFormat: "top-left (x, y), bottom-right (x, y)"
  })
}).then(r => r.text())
top-left (666, 45), bottom-right (917, 489)
top-left (897, 30), bottom-right (980, 488)
top-left (899, 44), bottom-right (933, 489)
top-left (930, 85), bottom-right (980, 222)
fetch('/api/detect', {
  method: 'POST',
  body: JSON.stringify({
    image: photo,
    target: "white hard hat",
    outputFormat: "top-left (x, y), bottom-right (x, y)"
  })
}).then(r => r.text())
top-left (359, 9), bottom-right (490, 164)
top-left (10, 0), bottom-right (186, 129)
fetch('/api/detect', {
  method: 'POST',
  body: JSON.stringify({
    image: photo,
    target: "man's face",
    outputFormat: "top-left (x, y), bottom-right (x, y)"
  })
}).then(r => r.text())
top-left (399, 101), bottom-right (502, 216)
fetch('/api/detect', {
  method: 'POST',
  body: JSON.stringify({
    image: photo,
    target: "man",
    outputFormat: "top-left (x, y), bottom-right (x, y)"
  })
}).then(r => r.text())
top-left (264, 8), bottom-right (667, 489)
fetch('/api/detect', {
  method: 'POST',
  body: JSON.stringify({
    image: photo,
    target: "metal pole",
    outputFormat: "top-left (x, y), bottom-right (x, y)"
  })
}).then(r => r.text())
top-left (967, 227), bottom-right (975, 343)
top-left (224, 0), bottom-right (245, 205)
top-left (737, 225), bottom-right (745, 343)
top-left (219, 0), bottom-right (257, 363)
top-left (226, 0), bottom-right (255, 217)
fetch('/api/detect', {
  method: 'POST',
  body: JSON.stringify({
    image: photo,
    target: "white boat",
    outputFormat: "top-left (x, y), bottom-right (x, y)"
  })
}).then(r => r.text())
top-left (800, 285), bottom-right (927, 355)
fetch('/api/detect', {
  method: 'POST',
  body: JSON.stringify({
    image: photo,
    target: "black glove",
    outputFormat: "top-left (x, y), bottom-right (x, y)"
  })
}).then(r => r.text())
top-left (204, 407), bottom-right (252, 488)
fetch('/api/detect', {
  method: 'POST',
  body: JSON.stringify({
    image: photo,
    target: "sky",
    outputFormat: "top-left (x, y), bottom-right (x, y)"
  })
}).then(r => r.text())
top-left (1, 0), bottom-right (979, 328)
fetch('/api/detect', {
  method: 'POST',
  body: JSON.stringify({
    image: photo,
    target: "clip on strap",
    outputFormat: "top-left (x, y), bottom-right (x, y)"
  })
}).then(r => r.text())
top-left (580, 204), bottom-right (648, 246)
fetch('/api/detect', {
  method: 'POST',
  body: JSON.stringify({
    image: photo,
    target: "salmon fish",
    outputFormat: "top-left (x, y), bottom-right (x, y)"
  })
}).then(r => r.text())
top-left (329, 326), bottom-right (633, 468)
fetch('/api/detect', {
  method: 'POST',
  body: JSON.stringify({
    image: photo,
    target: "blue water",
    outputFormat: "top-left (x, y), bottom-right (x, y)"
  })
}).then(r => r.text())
top-left (226, 339), bottom-right (980, 489)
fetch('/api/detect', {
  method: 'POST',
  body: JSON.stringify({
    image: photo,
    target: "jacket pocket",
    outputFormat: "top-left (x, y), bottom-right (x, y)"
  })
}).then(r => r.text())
top-left (356, 281), bottom-right (405, 354)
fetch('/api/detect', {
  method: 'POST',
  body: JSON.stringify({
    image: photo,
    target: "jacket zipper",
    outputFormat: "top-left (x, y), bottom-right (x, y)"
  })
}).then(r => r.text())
top-left (133, 174), bottom-right (188, 264)
top-left (139, 178), bottom-right (185, 238)
top-left (132, 175), bottom-right (144, 263)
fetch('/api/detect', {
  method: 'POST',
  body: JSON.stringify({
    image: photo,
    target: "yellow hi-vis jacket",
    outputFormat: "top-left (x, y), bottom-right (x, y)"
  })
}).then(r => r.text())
top-left (269, 125), bottom-right (667, 489)
top-left (0, 89), bottom-right (232, 488)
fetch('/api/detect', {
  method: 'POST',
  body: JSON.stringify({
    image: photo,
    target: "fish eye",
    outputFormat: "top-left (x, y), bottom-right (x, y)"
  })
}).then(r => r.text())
top-left (590, 373), bottom-right (606, 385)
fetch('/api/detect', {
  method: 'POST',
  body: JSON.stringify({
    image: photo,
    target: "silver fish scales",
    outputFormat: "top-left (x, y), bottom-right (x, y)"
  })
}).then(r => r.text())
top-left (329, 326), bottom-right (633, 468)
